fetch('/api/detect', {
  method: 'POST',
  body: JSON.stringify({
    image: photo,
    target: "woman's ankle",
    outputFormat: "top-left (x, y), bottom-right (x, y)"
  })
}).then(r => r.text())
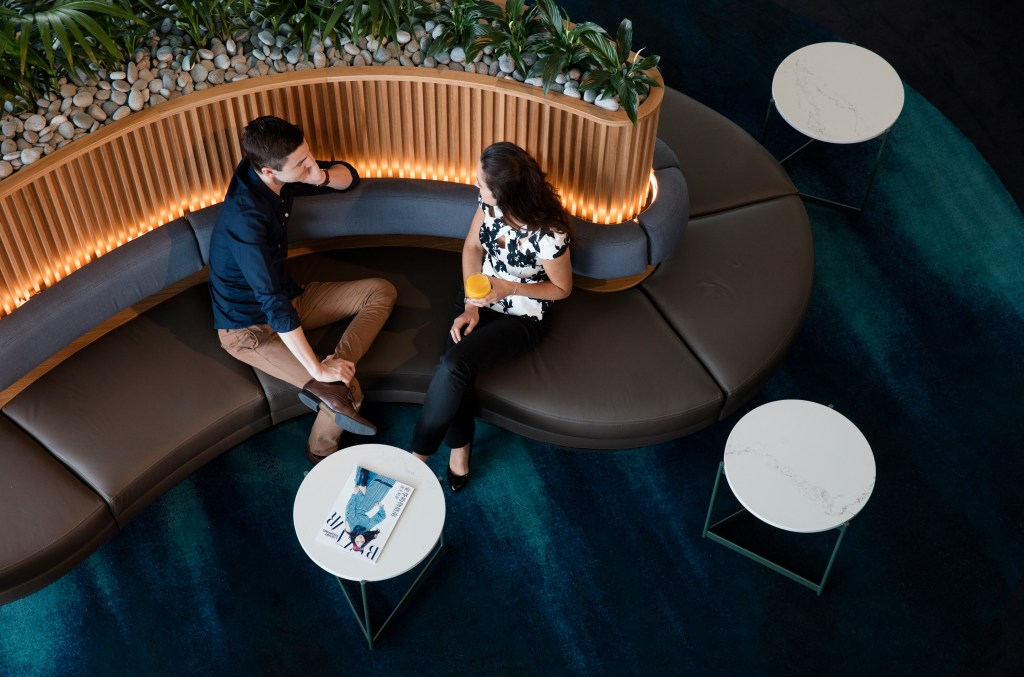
top-left (449, 444), bottom-right (471, 475)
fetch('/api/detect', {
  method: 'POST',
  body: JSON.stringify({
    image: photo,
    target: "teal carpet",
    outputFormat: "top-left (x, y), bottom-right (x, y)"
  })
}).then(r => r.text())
top-left (2, 1), bottom-right (1023, 675)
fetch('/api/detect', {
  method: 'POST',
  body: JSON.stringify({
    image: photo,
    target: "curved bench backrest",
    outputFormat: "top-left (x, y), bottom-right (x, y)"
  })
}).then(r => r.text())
top-left (0, 219), bottom-right (204, 392)
top-left (0, 157), bottom-right (688, 396)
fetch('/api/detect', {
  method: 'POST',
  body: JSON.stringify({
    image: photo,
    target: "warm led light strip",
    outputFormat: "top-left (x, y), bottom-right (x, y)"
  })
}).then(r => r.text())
top-left (0, 169), bottom-right (657, 315)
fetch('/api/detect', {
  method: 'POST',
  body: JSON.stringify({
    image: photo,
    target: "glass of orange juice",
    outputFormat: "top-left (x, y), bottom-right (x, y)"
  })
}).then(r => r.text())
top-left (465, 273), bottom-right (491, 299)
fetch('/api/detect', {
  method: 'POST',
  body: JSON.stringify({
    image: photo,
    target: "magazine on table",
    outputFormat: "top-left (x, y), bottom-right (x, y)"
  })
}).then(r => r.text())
top-left (317, 465), bottom-right (414, 563)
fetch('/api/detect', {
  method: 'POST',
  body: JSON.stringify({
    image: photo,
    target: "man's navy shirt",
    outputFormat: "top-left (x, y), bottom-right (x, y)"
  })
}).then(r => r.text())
top-left (208, 157), bottom-right (358, 334)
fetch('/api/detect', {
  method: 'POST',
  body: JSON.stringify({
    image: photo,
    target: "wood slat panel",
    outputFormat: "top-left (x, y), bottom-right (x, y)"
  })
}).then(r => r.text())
top-left (43, 164), bottom-right (75, 278)
top-left (0, 197), bottom-right (34, 311)
top-left (25, 177), bottom-right (61, 282)
top-left (0, 67), bottom-right (662, 317)
top-left (63, 161), bottom-right (100, 259)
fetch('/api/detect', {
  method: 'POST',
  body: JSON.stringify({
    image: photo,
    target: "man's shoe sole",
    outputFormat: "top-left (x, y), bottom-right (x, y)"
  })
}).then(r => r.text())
top-left (298, 389), bottom-right (377, 435)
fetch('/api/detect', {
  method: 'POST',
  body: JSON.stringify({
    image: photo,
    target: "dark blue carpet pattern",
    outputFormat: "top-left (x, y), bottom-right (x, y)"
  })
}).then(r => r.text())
top-left (2, 1), bottom-right (1023, 674)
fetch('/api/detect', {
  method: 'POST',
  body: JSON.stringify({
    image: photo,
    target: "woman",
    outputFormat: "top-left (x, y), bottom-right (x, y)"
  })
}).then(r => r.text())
top-left (411, 142), bottom-right (573, 491)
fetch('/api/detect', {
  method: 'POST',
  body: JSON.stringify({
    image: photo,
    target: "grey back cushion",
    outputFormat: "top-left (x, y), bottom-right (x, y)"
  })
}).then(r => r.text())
top-left (0, 219), bottom-right (204, 390)
top-left (186, 178), bottom-right (478, 264)
top-left (185, 174), bottom-right (687, 278)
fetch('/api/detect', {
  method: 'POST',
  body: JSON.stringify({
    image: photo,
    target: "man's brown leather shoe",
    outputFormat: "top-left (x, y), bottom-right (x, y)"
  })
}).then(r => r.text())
top-left (299, 380), bottom-right (377, 435)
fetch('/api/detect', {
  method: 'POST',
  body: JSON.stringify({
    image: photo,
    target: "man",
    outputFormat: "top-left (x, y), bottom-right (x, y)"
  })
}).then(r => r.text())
top-left (209, 116), bottom-right (396, 463)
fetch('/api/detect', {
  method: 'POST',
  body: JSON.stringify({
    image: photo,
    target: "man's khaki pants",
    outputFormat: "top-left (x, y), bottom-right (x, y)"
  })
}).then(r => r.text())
top-left (218, 278), bottom-right (397, 456)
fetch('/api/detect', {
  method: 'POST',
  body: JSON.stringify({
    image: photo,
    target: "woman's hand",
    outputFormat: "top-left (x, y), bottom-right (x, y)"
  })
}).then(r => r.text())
top-left (466, 275), bottom-right (518, 307)
top-left (451, 305), bottom-right (480, 343)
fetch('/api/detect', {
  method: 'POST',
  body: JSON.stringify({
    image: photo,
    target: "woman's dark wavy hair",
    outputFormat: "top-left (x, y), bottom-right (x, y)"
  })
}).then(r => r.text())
top-left (479, 142), bottom-right (572, 240)
top-left (241, 116), bottom-right (304, 171)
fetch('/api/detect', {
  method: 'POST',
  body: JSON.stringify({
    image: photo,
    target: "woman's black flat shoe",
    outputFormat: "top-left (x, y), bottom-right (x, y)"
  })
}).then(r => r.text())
top-left (446, 465), bottom-right (470, 492)
top-left (446, 448), bottom-right (471, 492)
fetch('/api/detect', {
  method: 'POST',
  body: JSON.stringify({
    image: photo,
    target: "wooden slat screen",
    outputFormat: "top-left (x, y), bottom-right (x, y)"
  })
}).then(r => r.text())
top-left (0, 66), bottom-right (662, 317)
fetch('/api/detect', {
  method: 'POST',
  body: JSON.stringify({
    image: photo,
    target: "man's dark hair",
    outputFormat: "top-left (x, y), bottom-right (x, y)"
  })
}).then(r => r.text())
top-left (241, 116), bottom-right (305, 171)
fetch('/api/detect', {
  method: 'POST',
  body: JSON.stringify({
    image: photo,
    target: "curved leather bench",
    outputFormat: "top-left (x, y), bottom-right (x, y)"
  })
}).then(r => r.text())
top-left (0, 88), bottom-right (812, 604)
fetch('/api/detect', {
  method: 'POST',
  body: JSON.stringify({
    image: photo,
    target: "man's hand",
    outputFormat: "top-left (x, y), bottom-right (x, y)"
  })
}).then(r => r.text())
top-left (451, 305), bottom-right (480, 343)
top-left (278, 326), bottom-right (357, 385)
top-left (313, 354), bottom-right (356, 384)
top-left (304, 163), bottom-right (355, 189)
top-left (300, 164), bottom-right (328, 186)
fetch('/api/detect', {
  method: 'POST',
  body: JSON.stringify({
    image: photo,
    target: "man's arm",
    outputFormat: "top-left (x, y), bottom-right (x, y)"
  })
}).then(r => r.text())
top-left (279, 327), bottom-right (355, 384)
top-left (283, 159), bottom-right (360, 382)
top-left (318, 162), bottom-right (356, 190)
top-left (292, 160), bottom-right (360, 196)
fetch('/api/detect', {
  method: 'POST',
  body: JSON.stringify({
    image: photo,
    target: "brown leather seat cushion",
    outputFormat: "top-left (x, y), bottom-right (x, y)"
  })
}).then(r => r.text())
top-left (657, 87), bottom-right (796, 218)
top-left (641, 195), bottom-right (814, 417)
top-left (479, 288), bottom-right (723, 448)
top-left (0, 417), bottom-right (117, 605)
top-left (3, 286), bottom-right (271, 523)
top-left (259, 247), bottom-right (723, 449)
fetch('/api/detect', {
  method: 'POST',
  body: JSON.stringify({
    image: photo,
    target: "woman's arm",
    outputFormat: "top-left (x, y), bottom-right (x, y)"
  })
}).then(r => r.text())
top-left (461, 209), bottom-right (486, 282)
top-left (451, 209), bottom-right (486, 343)
top-left (470, 245), bottom-right (573, 306)
top-left (534, 251), bottom-right (573, 299)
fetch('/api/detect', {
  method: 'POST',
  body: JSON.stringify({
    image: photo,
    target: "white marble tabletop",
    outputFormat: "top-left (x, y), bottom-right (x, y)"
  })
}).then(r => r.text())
top-left (724, 400), bottom-right (875, 533)
top-left (772, 42), bottom-right (905, 144)
top-left (293, 443), bottom-right (445, 583)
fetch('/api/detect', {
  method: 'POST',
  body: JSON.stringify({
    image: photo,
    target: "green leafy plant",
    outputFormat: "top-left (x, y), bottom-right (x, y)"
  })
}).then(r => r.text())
top-left (417, 0), bottom-right (501, 59)
top-left (250, 0), bottom-right (290, 33)
top-left (346, 0), bottom-right (416, 44)
top-left (293, 2), bottom-right (349, 51)
top-left (580, 18), bottom-right (661, 125)
top-left (1, 0), bottom-right (143, 79)
top-left (303, 1), bottom-right (349, 51)
top-left (1, 19), bottom-right (39, 104)
top-left (251, 0), bottom-right (347, 52)
top-left (138, 0), bottom-right (245, 48)
top-left (527, 0), bottom-right (604, 94)
top-left (111, 11), bottom-right (147, 58)
top-left (470, 0), bottom-right (543, 77)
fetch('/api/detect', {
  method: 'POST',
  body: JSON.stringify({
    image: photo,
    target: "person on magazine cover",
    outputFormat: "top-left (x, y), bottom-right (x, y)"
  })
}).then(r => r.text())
top-left (209, 116), bottom-right (397, 465)
top-left (411, 142), bottom-right (573, 492)
top-left (344, 467), bottom-right (396, 550)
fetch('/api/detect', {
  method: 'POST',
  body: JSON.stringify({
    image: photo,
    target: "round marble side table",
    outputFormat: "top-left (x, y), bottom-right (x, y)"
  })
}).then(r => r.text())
top-left (294, 443), bottom-right (445, 648)
top-left (761, 41), bottom-right (905, 213)
top-left (702, 399), bottom-right (875, 594)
